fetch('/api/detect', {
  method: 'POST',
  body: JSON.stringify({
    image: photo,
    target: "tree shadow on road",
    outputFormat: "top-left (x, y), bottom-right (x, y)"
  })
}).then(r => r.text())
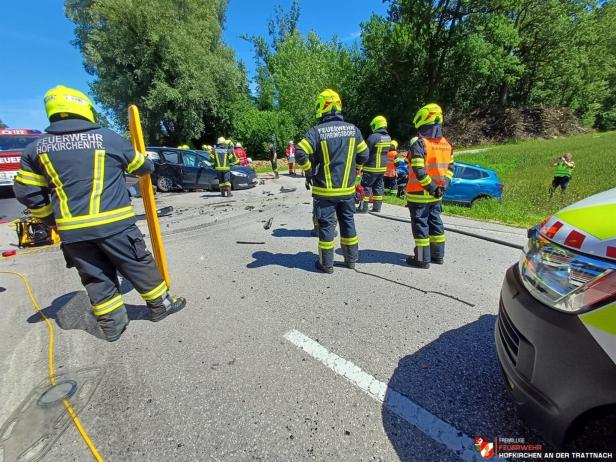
top-left (271, 228), bottom-right (313, 238)
top-left (246, 251), bottom-right (318, 272)
top-left (26, 291), bottom-right (150, 341)
top-left (382, 315), bottom-right (543, 461)
top-left (334, 248), bottom-right (408, 266)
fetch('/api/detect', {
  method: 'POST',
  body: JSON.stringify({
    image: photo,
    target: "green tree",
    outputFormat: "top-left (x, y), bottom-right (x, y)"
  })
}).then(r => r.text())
top-left (244, 2), bottom-right (358, 138)
top-left (65, 0), bottom-right (246, 145)
top-left (229, 98), bottom-right (297, 158)
top-left (0, 119), bottom-right (7, 129)
top-left (360, 0), bottom-right (615, 133)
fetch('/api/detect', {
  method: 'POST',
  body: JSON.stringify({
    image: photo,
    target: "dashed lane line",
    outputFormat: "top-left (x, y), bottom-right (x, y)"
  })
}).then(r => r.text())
top-left (284, 329), bottom-right (485, 462)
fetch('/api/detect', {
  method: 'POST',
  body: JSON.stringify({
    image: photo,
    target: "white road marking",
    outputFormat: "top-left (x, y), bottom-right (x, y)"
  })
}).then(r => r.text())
top-left (284, 329), bottom-right (483, 462)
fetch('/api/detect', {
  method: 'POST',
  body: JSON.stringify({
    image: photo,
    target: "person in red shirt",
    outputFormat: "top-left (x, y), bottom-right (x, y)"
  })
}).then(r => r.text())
top-left (234, 142), bottom-right (248, 166)
top-left (286, 141), bottom-right (296, 175)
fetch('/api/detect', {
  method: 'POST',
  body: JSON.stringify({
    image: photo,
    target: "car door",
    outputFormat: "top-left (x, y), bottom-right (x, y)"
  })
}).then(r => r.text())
top-left (179, 151), bottom-right (201, 188)
top-left (446, 165), bottom-right (482, 203)
top-left (158, 150), bottom-right (182, 183)
top-left (444, 164), bottom-right (465, 201)
top-left (195, 155), bottom-right (217, 188)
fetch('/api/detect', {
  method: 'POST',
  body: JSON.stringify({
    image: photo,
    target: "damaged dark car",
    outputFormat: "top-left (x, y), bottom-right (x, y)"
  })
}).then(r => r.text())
top-left (146, 147), bottom-right (257, 192)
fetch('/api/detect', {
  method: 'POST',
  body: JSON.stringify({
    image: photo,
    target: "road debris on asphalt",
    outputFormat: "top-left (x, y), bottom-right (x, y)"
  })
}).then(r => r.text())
top-left (263, 217), bottom-right (274, 230)
top-left (156, 206), bottom-right (174, 217)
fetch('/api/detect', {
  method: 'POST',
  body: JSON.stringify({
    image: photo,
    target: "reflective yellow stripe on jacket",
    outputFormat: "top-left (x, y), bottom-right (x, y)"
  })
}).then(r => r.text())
top-left (56, 206), bottom-right (135, 231)
top-left (30, 203), bottom-right (53, 218)
top-left (363, 142), bottom-right (390, 173)
top-left (312, 185), bottom-right (356, 197)
top-left (15, 169), bottom-right (49, 187)
top-left (341, 138), bottom-right (355, 189)
top-left (126, 151), bottom-right (145, 174)
top-left (321, 140), bottom-right (333, 189)
top-left (89, 149), bottom-right (105, 215)
top-left (406, 191), bottom-right (441, 204)
top-left (39, 153), bottom-right (71, 218)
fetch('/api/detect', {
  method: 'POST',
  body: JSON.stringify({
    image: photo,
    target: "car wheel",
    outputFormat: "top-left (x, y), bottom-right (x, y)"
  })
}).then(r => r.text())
top-left (157, 176), bottom-right (174, 192)
top-left (470, 195), bottom-right (491, 206)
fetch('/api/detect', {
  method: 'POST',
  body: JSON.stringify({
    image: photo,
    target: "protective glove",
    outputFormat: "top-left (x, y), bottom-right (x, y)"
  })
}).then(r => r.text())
top-left (305, 173), bottom-right (313, 190)
top-left (432, 186), bottom-right (444, 199)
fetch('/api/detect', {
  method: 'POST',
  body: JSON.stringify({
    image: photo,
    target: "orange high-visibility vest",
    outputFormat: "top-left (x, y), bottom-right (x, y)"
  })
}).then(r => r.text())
top-left (406, 137), bottom-right (452, 193)
top-left (385, 150), bottom-right (397, 177)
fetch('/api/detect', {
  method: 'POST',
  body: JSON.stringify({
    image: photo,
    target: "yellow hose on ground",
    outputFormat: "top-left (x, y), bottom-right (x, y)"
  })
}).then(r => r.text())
top-left (0, 270), bottom-right (104, 461)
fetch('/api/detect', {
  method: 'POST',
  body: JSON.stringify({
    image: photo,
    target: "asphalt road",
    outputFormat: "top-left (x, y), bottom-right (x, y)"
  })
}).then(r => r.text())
top-left (0, 174), bottom-right (613, 461)
top-left (0, 187), bottom-right (24, 222)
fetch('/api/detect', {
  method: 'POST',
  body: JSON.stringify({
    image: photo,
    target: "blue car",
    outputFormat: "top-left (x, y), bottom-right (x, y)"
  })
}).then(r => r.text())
top-left (444, 162), bottom-right (503, 205)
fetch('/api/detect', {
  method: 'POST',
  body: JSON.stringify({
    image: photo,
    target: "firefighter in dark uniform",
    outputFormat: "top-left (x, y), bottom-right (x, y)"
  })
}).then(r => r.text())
top-left (295, 89), bottom-right (369, 273)
top-left (213, 137), bottom-right (237, 197)
top-left (13, 85), bottom-right (186, 342)
top-left (405, 103), bottom-right (454, 268)
top-left (358, 115), bottom-right (392, 214)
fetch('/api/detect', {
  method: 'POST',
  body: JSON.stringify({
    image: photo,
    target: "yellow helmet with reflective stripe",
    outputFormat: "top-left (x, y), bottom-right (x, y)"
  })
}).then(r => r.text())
top-left (315, 89), bottom-right (342, 119)
top-left (370, 115), bottom-right (387, 132)
top-left (391, 139), bottom-right (399, 150)
top-left (217, 136), bottom-right (226, 145)
top-left (44, 85), bottom-right (96, 123)
top-left (413, 103), bottom-right (443, 129)
top-left (177, 144), bottom-right (189, 149)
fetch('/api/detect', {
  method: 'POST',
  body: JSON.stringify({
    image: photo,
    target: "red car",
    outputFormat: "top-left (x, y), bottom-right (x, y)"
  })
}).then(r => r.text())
top-left (0, 128), bottom-right (43, 189)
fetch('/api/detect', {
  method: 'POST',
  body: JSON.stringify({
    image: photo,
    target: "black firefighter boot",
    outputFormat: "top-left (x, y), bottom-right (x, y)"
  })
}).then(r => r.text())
top-left (315, 248), bottom-right (334, 274)
top-left (97, 307), bottom-right (130, 342)
top-left (406, 245), bottom-right (431, 269)
top-left (358, 200), bottom-right (369, 214)
top-left (431, 240), bottom-right (444, 264)
top-left (220, 187), bottom-right (227, 197)
top-left (226, 186), bottom-right (233, 197)
top-left (341, 243), bottom-right (359, 269)
top-left (372, 200), bottom-right (382, 213)
top-left (148, 293), bottom-right (187, 322)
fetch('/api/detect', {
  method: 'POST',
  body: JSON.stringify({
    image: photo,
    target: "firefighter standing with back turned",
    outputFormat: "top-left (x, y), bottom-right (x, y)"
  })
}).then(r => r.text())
top-left (405, 103), bottom-right (454, 268)
top-left (213, 137), bottom-right (236, 197)
top-left (295, 89), bottom-right (369, 273)
top-left (13, 85), bottom-right (186, 342)
top-left (359, 115), bottom-right (392, 214)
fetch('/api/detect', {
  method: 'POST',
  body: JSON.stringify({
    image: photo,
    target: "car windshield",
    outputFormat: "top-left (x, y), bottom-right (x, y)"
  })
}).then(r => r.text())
top-left (0, 135), bottom-right (40, 151)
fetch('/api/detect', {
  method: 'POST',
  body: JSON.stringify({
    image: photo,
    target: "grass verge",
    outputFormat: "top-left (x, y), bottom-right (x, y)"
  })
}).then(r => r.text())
top-left (383, 131), bottom-right (616, 228)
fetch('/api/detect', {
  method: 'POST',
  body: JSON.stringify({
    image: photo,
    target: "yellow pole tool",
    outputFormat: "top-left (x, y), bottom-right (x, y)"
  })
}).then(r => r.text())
top-left (128, 105), bottom-right (171, 287)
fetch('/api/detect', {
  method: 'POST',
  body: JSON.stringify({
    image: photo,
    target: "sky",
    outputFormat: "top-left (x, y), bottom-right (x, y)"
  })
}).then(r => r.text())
top-left (0, 0), bottom-right (388, 130)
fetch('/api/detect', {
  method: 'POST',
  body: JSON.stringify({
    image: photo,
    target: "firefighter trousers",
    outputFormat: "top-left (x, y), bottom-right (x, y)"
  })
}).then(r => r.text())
top-left (217, 170), bottom-right (231, 189)
top-left (361, 172), bottom-right (384, 211)
top-left (314, 196), bottom-right (358, 268)
top-left (61, 224), bottom-right (168, 340)
top-left (407, 201), bottom-right (446, 263)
